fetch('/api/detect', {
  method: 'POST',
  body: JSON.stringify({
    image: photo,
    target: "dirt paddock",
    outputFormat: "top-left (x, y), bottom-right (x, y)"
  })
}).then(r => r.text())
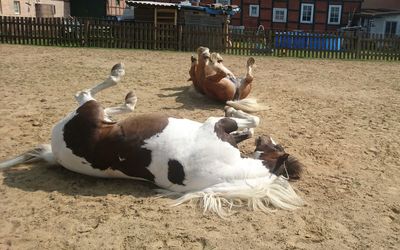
top-left (0, 45), bottom-right (399, 249)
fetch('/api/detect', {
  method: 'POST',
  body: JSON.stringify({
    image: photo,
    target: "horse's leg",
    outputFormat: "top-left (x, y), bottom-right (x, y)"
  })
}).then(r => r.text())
top-left (75, 63), bottom-right (125, 106)
top-left (90, 63), bottom-right (125, 96)
top-left (189, 55), bottom-right (197, 81)
top-left (230, 130), bottom-right (254, 144)
top-left (224, 106), bottom-right (259, 143)
top-left (208, 109), bottom-right (259, 146)
top-left (104, 91), bottom-right (137, 119)
top-left (208, 56), bottom-right (236, 80)
top-left (202, 107), bottom-right (259, 130)
top-left (224, 106), bottom-right (260, 128)
top-left (237, 57), bottom-right (255, 99)
top-left (189, 56), bottom-right (205, 94)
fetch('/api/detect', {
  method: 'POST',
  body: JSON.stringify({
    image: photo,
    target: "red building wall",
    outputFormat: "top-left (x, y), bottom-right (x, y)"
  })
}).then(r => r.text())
top-left (227, 0), bottom-right (363, 32)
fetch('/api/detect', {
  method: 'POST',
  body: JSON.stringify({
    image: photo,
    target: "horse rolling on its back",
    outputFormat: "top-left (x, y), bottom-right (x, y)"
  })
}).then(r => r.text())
top-left (0, 63), bottom-right (304, 216)
top-left (189, 46), bottom-right (263, 113)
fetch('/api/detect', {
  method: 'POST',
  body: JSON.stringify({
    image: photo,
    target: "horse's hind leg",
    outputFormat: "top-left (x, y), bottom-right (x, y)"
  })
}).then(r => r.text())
top-left (75, 63), bottom-right (125, 106)
top-left (104, 91), bottom-right (137, 119)
top-left (237, 57), bottom-right (255, 99)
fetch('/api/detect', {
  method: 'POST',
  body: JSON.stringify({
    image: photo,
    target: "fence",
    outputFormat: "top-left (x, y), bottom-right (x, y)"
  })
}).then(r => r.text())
top-left (1, 16), bottom-right (400, 60)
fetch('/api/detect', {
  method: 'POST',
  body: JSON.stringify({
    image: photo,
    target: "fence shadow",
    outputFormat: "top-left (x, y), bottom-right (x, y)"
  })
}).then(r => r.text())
top-left (2, 163), bottom-right (157, 198)
top-left (157, 85), bottom-right (224, 111)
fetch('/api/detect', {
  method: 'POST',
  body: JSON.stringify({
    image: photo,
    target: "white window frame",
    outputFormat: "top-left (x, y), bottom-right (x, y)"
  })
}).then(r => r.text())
top-left (328, 5), bottom-right (342, 25)
top-left (273, 8), bottom-right (287, 23)
top-left (300, 3), bottom-right (314, 24)
top-left (249, 5), bottom-right (259, 17)
top-left (13, 1), bottom-right (21, 15)
top-left (215, 0), bottom-right (231, 5)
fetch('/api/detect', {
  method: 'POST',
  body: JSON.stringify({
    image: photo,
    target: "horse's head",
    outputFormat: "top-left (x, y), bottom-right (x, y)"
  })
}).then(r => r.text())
top-left (254, 136), bottom-right (303, 180)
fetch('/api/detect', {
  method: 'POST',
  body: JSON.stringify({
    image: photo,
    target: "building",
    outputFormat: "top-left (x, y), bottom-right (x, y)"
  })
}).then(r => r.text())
top-left (0, 0), bottom-right (70, 17)
top-left (227, 0), bottom-right (363, 32)
top-left (118, 0), bottom-right (363, 32)
top-left (357, 0), bottom-right (400, 36)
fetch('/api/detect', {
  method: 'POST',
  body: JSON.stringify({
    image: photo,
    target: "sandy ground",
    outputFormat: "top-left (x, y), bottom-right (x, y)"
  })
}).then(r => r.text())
top-left (0, 44), bottom-right (399, 250)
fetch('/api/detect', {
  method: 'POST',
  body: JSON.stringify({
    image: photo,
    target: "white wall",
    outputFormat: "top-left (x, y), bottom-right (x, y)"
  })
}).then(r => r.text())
top-left (1, 0), bottom-right (70, 17)
top-left (369, 14), bottom-right (400, 36)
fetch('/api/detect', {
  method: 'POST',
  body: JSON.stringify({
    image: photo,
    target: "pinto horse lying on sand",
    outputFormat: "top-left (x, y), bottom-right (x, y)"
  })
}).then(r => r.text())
top-left (189, 47), bottom-right (262, 113)
top-left (0, 63), bottom-right (303, 216)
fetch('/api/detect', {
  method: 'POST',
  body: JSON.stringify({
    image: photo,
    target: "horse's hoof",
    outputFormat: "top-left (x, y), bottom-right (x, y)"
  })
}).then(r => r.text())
top-left (125, 91), bottom-right (137, 104)
top-left (191, 55), bottom-right (197, 63)
top-left (210, 52), bottom-right (223, 63)
top-left (111, 63), bottom-right (125, 77)
top-left (224, 106), bottom-right (236, 117)
top-left (247, 57), bottom-right (255, 67)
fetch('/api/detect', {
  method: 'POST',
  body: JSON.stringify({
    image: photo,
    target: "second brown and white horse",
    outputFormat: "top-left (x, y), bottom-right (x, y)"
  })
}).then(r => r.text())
top-left (0, 63), bottom-right (303, 216)
top-left (189, 47), bottom-right (263, 113)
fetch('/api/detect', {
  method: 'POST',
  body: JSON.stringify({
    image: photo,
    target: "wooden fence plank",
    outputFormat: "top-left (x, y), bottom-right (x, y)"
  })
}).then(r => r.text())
top-left (1, 16), bottom-right (400, 60)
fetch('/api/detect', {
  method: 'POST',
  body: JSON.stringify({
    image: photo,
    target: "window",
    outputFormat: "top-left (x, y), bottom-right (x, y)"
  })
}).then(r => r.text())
top-left (249, 5), bottom-right (259, 17)
top-left (300, 3), bottom-right (314, 24)
top-left (273, 8), bottom-right (287, 23)
top-left (385, 21), bottom-right (398, 35)
top-left (115, 0), bottom-right (120, 6)
top-left (13, 1), bottom-right (21, 15)
top-left (215, 0), bottom-right (231, 5)
top-left (328, 5), bottom-right (342, 25)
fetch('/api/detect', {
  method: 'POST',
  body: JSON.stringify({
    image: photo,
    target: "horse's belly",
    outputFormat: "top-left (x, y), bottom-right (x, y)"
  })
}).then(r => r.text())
top-left (203, 78), bottom-right (236, 101)
top-left (143, 118), bottom-right (242, 192)
top-left (50, 114), bottom-right (136, 179)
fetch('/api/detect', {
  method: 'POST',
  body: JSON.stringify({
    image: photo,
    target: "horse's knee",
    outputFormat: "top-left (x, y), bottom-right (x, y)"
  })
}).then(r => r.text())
top-left (74, 90), bottom-right (94, 106)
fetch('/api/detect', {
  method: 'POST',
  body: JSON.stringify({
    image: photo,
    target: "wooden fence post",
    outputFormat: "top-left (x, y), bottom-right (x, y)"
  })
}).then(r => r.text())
top-left (356, 31), bottom-right (362, 59)
top-left (177, 24), bottom-right (182, 51)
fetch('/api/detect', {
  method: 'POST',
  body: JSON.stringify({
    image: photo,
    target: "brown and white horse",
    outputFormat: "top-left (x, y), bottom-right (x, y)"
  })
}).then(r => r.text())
top-left (189, 47), bottom-right (262, 113)
top-left (0, 63), bottom-right (303, 216)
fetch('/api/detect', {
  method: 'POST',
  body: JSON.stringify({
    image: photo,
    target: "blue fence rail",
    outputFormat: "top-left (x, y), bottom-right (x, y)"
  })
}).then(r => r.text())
top-left (275, 32), bottom-right (341, 51)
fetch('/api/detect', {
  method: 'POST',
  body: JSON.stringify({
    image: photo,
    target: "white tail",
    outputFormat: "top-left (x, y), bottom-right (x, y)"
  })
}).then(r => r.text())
top-left (0, 144), bottom-right (57, 170)
top-left (160, 176), bottom-right (304, 217)
top-left (226, 98), bottom-right (267, 113)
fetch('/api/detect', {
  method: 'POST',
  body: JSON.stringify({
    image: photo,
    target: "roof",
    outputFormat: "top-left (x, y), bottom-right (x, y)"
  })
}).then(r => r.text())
top-left (126, 1), bottom-right (177, 8)
top-left (362, 0), bottom-right (400, 10)
top-left (358, 9), bottom-right (400, 17)
top-left (126, 0), bottom-right (240, 15)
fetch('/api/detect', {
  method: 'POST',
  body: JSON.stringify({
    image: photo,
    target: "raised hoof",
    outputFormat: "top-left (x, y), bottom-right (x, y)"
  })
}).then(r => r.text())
top-left (191, 55), bottom-right (197, 63)
top-left (197, 47), bottom-right (210, 59)
top-left (224, 106), bottom-right (236, 117)
top-left (247, 57), bottom-right (255, 67)
top-left (210, 52), bottom-right (223, 63)
top-left (111, 63), bottom-right (125, 78)
top-left (125, 91), bottom-right (137, 105)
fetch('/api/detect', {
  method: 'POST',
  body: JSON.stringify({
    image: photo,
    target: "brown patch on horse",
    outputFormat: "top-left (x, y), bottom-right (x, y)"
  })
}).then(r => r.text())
top-left (168, 159), bottom-right (186, 185)
top-left (255, 136), bottom-right (303, 180)
top-left (63, 100), bottom-right (169, 181)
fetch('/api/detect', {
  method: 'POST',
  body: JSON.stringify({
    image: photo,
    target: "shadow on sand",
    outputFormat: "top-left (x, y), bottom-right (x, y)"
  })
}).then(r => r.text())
top-left (2, 163), bottom-right (157, 198)
top-left (157, 85), bottom-right (224, 111)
